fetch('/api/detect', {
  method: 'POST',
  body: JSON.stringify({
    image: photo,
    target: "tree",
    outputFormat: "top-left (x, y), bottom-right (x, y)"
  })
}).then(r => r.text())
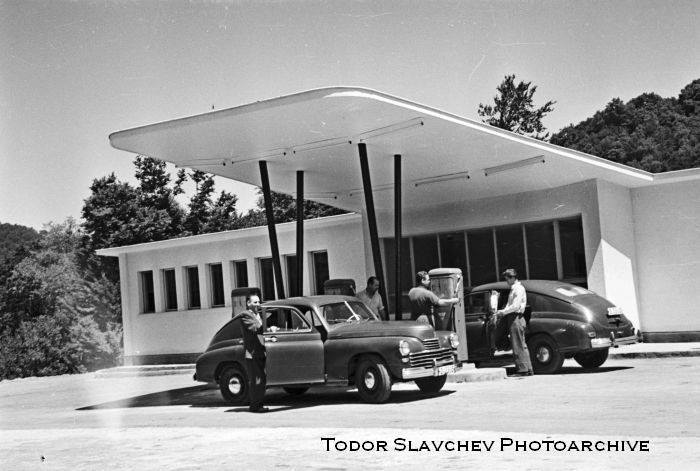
top-left (184, 170), bottom-right (215, 235)
top-left (478, 74), bottom-right (556, 140)
top-left (550, 79), bottom-right (700, 172)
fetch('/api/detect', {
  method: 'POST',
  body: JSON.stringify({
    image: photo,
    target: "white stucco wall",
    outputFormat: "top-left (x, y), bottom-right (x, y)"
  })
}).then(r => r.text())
top-left (116, 214), bottom-right (366, 359)
top-left (632, 180), bottom-right (700, 333)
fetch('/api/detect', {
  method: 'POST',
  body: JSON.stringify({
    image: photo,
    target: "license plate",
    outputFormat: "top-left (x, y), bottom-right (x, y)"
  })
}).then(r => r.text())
top-left (436, 365), bottom-right (454, 376)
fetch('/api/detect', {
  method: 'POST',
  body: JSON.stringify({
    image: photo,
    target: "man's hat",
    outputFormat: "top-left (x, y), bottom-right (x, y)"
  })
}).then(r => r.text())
top-left (501, 268), bottom-right (518, 279)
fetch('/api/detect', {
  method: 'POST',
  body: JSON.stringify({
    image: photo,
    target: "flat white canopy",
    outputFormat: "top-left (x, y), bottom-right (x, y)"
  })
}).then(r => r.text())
top-left (110, 87), bottom-right (666, 212)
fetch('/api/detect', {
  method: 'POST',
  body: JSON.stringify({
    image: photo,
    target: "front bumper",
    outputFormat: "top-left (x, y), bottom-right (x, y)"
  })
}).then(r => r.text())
top-left (591, 334), bottom-right (638, 349)
top-left (401, 362), bottom-right (459, 380)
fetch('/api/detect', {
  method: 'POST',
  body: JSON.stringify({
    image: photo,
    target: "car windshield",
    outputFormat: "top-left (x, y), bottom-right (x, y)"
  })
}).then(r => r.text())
top-left (321, 301), bottom-right (378, 324)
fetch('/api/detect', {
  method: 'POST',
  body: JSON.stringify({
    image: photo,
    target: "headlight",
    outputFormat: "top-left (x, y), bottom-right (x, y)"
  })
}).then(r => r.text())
top-left (449, 333), bottom-right (459, 349)
top-left (399, 340), bottom-right (411, 356)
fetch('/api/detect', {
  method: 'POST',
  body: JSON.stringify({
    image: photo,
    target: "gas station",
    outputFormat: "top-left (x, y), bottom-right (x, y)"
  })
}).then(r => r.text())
top-left (100, 86), bottom-right (700, 365)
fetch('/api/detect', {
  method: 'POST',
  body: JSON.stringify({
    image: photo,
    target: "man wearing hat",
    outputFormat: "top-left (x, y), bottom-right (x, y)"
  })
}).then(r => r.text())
top-left (495, 268), bottom-right (534, 376)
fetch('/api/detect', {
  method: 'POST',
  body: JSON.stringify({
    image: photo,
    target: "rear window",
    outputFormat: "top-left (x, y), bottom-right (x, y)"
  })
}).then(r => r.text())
top-left (555, 286), bottom-right (593, 297)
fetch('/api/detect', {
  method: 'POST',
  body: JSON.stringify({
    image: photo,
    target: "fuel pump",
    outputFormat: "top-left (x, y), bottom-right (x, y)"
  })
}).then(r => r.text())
top-left (230, 287), bottom-right (262, 318)
top-left (428, 268), bottom-right (468, 361)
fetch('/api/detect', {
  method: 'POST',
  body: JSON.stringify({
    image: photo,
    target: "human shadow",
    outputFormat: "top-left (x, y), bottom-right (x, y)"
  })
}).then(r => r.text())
top-left (77, 384), bottom-right (456, 412)
top-left (502, 365), bottom-right (634, 376)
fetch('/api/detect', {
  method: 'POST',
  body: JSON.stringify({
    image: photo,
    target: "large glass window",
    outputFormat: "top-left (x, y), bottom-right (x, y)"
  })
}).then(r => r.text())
top-left (233, 260), bottom-right (248, 288)
top-left (259, 258), bottom-right (276, 301)
top-left (412, 235), bottom-right (439, 273)
top-left (496, 225), bottom-right (526, 280)
top-left (439, 232), bottom-right (467, 279)
top-left (559, 218), bottom-right (586, 283)
top-left (526, 222), bottom-right (558, 280)
top-left (286, 255), bottom-right (300, 297)
top-left (468, 230), bottom-right (497, 286)
top-left (139, 271), bottom-right (155, 313)
top-left (162, 268), bottom-right (177, 311)
top-left (186, 266), bottom-right (201, 309)
top-left (311, 251), bottom-right (329, 295)
top-left (382, 237), bottom-right (412, 314)
top-left (209, 263), bottom-right (225, 307)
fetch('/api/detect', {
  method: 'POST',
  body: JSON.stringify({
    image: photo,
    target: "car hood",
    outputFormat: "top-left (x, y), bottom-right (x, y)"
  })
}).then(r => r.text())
top-left (327, 320), bottom-right (435, 340)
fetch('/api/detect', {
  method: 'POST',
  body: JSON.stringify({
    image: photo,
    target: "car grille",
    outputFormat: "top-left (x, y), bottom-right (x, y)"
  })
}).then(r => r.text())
top-left (409, 339), bottom-right (453, 368)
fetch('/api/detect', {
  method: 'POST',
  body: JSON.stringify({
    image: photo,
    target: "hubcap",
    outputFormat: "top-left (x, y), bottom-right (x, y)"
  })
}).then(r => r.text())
top-left (536, 346), bottom-right (551, 363)
top-left (364, 370), bottom-right (376, 389)
top-left (228, 376), bottom-right (242, 395)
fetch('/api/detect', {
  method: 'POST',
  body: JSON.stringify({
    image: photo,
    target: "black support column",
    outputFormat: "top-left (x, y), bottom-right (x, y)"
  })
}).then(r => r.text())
top-left (394, 154), bottom-right (402, 320)
top-left (259, 160), bottom-right (286, 300)
top-left (296, 170), bottom-right (304, 296)
top-left (358, 143), bottom-right (389, 320)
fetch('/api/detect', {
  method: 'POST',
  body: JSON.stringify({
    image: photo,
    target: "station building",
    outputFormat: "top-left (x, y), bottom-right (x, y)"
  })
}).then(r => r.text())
top-left (97, 87), bottom-right (700, 365)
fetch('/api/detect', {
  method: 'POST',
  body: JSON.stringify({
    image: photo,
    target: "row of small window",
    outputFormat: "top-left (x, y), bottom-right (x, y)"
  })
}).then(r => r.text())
top-left (137, 251), bottom-right (330, 314)
top-left (381, 216), bottom-right (586, 312)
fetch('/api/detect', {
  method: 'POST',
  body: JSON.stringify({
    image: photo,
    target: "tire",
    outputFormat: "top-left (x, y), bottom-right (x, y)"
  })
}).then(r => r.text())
top-left (283, 386), bottom-right (310, 396)
top-left (415, 375), bottom-right (447, 393)
top-left (218, 364), bottom-right (249, 405)
top-left (574, 349), bottom-right (609, 369)
top-left (527, 334), bottom-right (564, 374)
top-left (355, 358), bottom-right (392, 403)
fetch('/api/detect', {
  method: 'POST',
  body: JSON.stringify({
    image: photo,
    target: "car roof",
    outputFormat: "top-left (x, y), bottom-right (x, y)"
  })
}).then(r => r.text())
top-left (263, 295), bottom-right (359, 310)
top-left (470, 280), bottom-right (594, 302)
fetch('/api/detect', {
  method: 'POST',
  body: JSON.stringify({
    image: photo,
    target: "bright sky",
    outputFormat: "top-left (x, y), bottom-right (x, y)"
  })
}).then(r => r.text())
top-left (1, 0), bottom-right (698, 230)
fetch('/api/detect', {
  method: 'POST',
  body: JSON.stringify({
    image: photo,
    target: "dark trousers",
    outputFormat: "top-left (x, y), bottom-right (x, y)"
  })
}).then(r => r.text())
top-left (246, 356), bottom-right (266, 410)
top-left (509, 315), bottom-right (533, 373)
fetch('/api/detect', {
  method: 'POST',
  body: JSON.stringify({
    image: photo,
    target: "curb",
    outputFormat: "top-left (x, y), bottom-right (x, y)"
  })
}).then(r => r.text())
top-left (608, 350), bottom-right (700, 359)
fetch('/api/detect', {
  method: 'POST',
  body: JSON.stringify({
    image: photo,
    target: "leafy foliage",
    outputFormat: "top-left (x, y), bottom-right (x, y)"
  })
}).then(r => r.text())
top-left (478, 74), bottom-right (556, 140)
top-left (0, 220), bottom-right (121, 379)
top-left (551, 79), bottom-right (700, 172)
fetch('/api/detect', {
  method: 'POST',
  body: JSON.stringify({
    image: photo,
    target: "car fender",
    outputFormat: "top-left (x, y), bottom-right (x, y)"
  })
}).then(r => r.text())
top-left (195, 345), bottom-right (244, 383)
top-left (527, 318), bottom-right (591, 353)
top-left (324, 337), bottom-right (404, 382)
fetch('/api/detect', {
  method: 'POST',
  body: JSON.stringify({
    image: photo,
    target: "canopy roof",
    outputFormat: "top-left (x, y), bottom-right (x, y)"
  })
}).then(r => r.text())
top-left (109, 87), bottom-right (694, 212)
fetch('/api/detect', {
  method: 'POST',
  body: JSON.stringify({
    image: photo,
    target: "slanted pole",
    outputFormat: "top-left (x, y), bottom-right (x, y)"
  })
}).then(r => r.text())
top-left (358, 143), bottom-right (389, 320)
top-left (394, 154), bottom-right (402, 320)
top-left (259, 160), bottom-right (286, 300)
top-left (296, 170), bottom-right (304, 296)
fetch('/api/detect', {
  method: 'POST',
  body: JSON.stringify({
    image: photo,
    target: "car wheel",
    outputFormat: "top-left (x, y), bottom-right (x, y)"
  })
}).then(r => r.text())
top-left (283, 386), bottom-right (310, 396)
top-left (527, 334), bottom-right (564, 374)
top-left (415, 375), bottom-right (447, 394)
top-left (355, 358), bottom-right (392, 403)
top-left (574, 349), bottom-right (609, 369)
top-left (218, 364), bottom-right (249, 405)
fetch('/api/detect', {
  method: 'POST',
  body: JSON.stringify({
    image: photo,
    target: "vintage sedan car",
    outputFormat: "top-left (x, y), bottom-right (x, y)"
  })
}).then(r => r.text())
top-left (463, 281), bottom-right (637, 374)
top-left (194, 295), bottom-right (460, 404)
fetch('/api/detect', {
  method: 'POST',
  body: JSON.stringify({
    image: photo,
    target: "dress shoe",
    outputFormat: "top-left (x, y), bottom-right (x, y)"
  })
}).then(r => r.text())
top-left (511, 371), bottom-right (532, 377)
top-left (249, 406), bottom-right (270, 413)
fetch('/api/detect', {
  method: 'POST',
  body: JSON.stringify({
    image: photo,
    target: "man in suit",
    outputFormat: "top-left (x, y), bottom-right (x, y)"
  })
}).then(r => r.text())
top-left (234, 294), bottom-right (268, 412)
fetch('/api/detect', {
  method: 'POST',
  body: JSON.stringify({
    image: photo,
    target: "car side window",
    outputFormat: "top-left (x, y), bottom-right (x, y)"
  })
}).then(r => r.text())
top-left (212, 319), bottom-right (242, 343)
top-left (264, 307), bottom-right (311, 333)
top-left (465, 293), bottom-right (487, 315)
top-left (530, 293), bottom-right (578, 314)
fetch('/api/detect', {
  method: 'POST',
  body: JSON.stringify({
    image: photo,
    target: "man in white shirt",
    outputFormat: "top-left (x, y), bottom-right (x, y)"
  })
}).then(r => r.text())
top-left (356, 276), bottom-right (385, 318)
top-left (495, 268), bottom-right (534, 376)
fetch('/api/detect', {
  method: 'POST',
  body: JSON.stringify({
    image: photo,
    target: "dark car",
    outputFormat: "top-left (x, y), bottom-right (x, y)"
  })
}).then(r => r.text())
top-left (194, 295), bottom-right (460, 404)
top-left (463, 280), bottom-right (637, 374)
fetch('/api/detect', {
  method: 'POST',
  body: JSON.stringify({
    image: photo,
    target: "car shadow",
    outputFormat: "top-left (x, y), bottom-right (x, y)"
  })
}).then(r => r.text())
top-left (77, 385), bottom-right (456, 411)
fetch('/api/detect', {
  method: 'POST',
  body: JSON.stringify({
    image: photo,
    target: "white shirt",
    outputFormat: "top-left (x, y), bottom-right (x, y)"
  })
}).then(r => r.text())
top-left (357, 289), bottom-right (384, 316)
top-left (500, 281), bottom-right (527, 315)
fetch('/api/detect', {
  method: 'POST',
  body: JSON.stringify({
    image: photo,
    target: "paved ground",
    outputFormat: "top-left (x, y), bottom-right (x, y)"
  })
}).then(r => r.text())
top-left (2, 356), bottom-right (699, 470)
